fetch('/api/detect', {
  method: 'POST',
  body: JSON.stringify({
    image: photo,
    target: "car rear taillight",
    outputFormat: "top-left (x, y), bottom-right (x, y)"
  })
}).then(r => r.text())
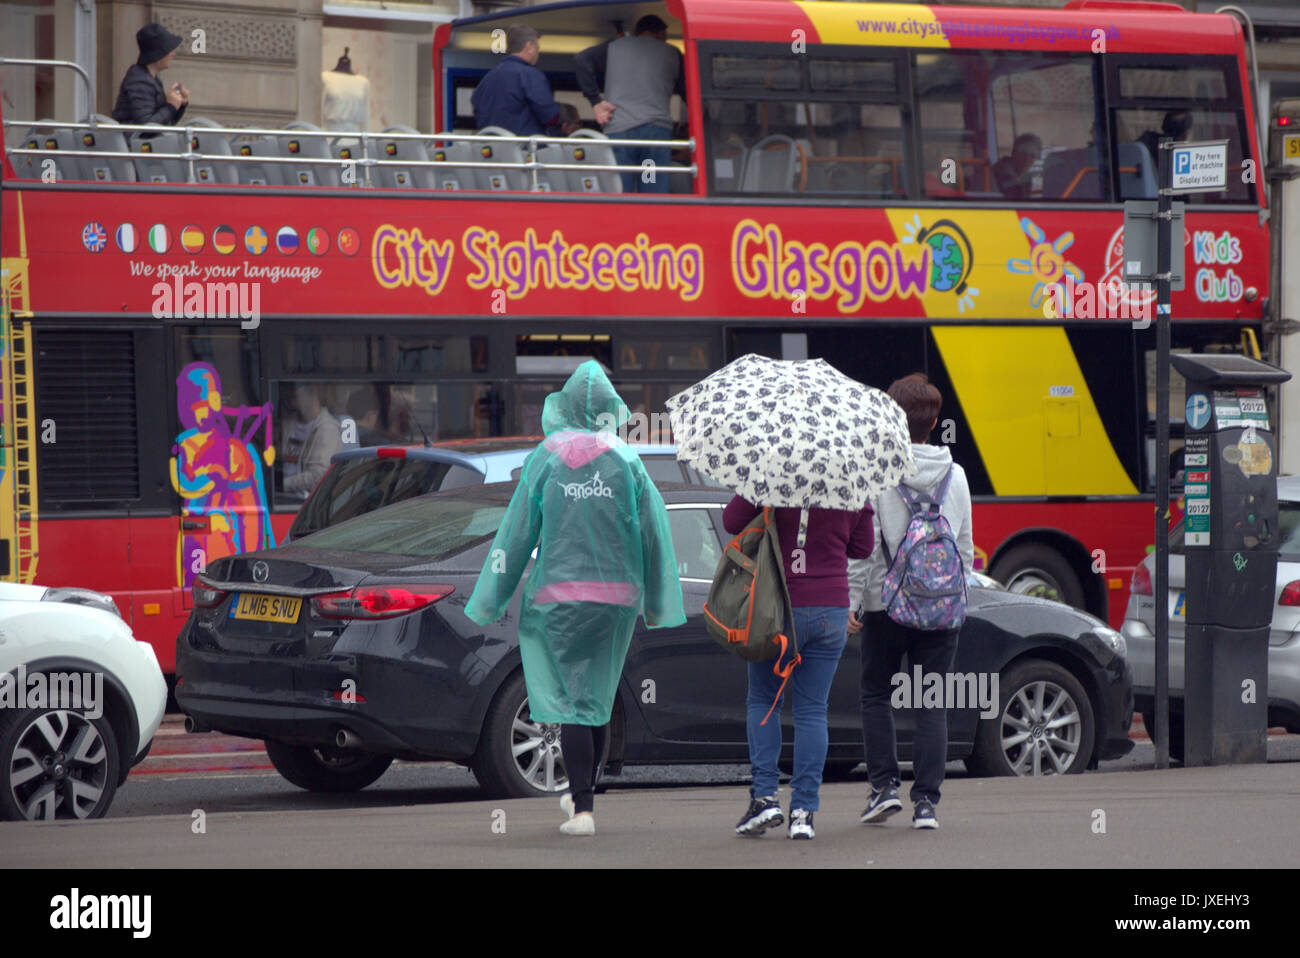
top-left (193, 580), bottom-right (229, 608)
top-left (1131, 563), bottom-right (1153, 597)
top-left (312, 584), bottom-right (455, 620)
top-left (375, 447), bottom-right (408, 459)
top-left (1281, 581), bottom-right (1300, 607)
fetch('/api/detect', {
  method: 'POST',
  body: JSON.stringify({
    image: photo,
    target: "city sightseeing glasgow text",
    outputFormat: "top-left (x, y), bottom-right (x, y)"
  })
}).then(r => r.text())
top-left (371, 225), bottom-right (704, 301)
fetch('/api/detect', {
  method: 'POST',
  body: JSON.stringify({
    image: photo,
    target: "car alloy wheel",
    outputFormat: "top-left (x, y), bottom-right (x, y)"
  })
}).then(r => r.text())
top-left (8, 710), bottom-right (113, 820)
top-left (1000, 679), bottom-right (1084, 775)
top-left (510, 698), bottom-right (569, 794)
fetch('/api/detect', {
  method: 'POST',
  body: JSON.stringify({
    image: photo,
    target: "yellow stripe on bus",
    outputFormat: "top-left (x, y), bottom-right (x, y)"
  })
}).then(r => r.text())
top-left (798, 1), bottom-right (951, 47)
top-left (932, 326), bottom-right (1138, 496)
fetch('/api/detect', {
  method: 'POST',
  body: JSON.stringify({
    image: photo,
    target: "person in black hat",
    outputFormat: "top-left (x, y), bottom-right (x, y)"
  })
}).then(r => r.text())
top-left (112, 24), bottom-right (189, 130)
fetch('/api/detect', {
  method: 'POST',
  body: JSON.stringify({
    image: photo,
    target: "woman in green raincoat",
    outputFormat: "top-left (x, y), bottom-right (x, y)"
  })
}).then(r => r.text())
top-left (465, 361), bottom-right (685, 836)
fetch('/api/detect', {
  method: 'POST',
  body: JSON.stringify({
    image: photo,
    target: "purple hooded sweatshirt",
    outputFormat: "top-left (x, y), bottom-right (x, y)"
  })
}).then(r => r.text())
top-left (722, 497), bottom-right (875, 608)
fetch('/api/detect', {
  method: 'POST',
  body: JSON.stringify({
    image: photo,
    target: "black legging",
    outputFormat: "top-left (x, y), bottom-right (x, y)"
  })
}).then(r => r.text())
top-left (560, 723), bottom-right (608, 815)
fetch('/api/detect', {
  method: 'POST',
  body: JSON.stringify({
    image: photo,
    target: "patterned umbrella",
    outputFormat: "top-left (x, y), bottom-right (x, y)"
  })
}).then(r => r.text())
top-left (666, 354), bottom-right (915, 539)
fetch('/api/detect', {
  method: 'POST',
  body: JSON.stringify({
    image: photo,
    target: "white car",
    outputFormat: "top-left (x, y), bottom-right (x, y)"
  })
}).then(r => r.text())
top-left (1121, 475), bottom-right (1300, 758)
top-left (0, 582), bottom-right (166, 820)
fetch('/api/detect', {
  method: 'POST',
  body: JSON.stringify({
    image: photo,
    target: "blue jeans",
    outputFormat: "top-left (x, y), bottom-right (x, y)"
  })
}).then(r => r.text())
top-left (747, 606), bottom-right (848, 812)
top-left (611, 123), bottom-right (672, 194)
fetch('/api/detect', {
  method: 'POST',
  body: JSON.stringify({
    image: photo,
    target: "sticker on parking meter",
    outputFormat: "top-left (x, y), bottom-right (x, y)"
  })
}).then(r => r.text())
top-left (1184, 434), bottom-right (1211, 546)
top-left (1236, 434), bottom-right (1272, 477)
top-left (1213, 389), bottom-right (1268, 430)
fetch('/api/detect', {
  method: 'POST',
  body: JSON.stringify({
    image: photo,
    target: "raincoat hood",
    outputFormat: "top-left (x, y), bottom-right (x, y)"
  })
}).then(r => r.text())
top-left (541, 361), bottom-right (630, 435)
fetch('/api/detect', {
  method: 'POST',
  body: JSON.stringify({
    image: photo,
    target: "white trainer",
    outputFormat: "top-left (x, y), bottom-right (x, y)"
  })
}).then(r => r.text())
top-left (559, 812), bottom-right (596, 836)
top-left (560, 793), bottom-right (575, 820)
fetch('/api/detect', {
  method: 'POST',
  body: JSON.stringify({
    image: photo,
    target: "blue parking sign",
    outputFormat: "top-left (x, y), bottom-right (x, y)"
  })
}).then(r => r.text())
top-left (1186, 392), bottom-right (1210, 430)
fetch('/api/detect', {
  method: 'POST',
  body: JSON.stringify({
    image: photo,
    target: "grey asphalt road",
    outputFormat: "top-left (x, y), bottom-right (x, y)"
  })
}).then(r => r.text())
top-left (3, 759), bottom-right (1297, 868)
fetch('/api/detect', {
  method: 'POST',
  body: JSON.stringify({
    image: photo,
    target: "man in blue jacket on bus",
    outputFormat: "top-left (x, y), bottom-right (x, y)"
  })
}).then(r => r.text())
top-left (471, 24), bottom-right (560, 135)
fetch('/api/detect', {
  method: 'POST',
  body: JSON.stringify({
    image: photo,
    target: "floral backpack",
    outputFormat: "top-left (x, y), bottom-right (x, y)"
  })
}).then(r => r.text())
top-left (880, 465), bottom-right (967, 631)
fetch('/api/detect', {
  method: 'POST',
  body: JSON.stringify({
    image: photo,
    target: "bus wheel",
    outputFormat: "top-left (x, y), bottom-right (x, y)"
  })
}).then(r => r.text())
top-left (991, 544), bottom-right (1085, 609)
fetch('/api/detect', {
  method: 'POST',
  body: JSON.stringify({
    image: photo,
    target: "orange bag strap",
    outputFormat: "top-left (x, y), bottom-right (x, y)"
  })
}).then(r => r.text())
top-left (759, 633), bottom-right (801, 726)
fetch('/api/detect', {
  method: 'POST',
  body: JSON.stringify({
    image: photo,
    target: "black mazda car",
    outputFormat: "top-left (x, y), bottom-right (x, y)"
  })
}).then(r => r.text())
top-left (176, 483), bottom-right (1133, 798)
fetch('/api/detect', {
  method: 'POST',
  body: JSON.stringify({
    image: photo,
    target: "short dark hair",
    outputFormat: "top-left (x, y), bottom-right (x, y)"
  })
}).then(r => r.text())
top-left (634, 14), bottom-right (668, 35)
top-left (887, 372), bottom-right (942, 443)
top-left (556, 102), bottom-right (580, 126)
top-left (506, 24), bottom-right (539, 54)
top-left (346, 387), bottom-right (378, 421)
top-left (1162, 110), bottom-right (1192, 139)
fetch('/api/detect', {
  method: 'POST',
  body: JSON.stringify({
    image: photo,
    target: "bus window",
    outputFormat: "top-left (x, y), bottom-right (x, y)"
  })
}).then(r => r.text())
top-left (917, 51), bottom-right (1102, 201)
top-left (701, 45), bottom-right (907, 197)
top-left (1106, 56), bottom-right (1252, 204)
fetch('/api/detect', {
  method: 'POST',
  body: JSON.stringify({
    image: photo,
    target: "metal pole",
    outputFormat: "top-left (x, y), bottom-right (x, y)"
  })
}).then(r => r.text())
top-left (1155, 135), bottom-right (1173, 769)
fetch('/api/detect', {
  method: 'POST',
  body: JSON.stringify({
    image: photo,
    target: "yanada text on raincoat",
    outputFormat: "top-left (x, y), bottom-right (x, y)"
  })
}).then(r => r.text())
top-left (465, 362), bottom-right (686, 725)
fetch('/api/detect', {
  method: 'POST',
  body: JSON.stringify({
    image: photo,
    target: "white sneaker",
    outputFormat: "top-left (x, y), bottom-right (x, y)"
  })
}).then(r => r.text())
top-left (560, 793), bottom-right (575, 820)
top-left (559, 812), bottom-right (595, 836)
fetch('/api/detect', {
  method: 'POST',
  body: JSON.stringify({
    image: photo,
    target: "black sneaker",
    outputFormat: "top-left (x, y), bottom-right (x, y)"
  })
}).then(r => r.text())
top-left (736, 796), bottom-right (783, 836)
top-left (860, 785), bottom-right (903, 824)
top-left (788, 808), bottom-right (815, 839)
top-left (912, 799), bottom-right (938, 830)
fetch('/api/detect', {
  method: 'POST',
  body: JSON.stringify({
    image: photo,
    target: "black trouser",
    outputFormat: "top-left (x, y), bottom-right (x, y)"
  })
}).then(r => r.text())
top-left (560, 723), bottom-right (608, 814)
top-left (859, 611), bottom-right (959, 806)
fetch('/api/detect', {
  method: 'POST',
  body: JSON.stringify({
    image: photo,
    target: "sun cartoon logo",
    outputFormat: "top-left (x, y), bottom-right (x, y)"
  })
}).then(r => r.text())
top-left (1006, 217), bottom-right (1083, 310)
top-left (900, 214), bottom-right (980, 313)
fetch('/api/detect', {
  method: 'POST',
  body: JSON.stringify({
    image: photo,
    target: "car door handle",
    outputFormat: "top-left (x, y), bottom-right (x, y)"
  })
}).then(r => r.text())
top-left (182, 517), bottom-right (210, 532)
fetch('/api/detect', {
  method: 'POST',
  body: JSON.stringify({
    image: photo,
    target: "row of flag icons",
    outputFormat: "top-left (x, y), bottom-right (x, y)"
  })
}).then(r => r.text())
top-left (82, 222), bottom-right (362, 257)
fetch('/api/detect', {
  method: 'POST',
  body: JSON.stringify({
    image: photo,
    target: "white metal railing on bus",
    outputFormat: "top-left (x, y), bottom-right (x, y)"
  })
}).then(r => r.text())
top-left (3, 117), bottom-right (698, 192)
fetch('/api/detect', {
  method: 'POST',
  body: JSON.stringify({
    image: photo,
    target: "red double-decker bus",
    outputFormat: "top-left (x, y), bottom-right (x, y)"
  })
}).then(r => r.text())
top-left (1, 0), bottom-right (1274, 674)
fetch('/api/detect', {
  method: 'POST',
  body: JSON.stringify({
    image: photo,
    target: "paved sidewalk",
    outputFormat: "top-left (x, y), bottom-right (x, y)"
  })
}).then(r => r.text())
top-left (3, 761), bottom-right (1297, 868)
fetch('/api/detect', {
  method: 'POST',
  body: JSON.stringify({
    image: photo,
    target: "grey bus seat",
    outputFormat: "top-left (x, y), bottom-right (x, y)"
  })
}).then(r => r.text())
top-left (376, 125), bottom-right (435, 189)
top-left (230, 135), bottom-right (285, 186)
top-left (1118, 141), bottom-right (1157, 199)
top-left (75, 116), bottom-right (138, 183)
top-left (561, 128), bottom-right (621, 193)
top-left (535, 143), bottom-right (570, 192)
top-left (273, 122), bottom-right (340, 187)
top-left (133, 130), bottom-right (187, 183)
top-left (740, 134), bottom-right (797, 192)
top-left (429, 137), bottom-right (475, 191)
top-left (185, 118), bottom-right (238, 185)
top-left (11, 122), bottom-right (81, 181)
top-left (472, 126), bottom-right (529, 191)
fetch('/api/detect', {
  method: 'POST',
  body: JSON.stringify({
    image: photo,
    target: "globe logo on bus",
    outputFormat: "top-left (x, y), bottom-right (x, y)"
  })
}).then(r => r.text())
top-left (901, 215), bottom-right (979, 313)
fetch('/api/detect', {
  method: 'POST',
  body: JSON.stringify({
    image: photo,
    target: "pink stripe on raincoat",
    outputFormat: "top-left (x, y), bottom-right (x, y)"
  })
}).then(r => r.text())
top-left (544, 431), bottom-right (616, 468)
top-left (533, 580), bottom-right (638, 606)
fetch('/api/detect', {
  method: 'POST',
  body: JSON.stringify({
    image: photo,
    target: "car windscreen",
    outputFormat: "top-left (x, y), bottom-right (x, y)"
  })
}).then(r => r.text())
top-left (296, 494), bottom-right (509, 559)
top-left (290, 458), bottom-right (484, 538)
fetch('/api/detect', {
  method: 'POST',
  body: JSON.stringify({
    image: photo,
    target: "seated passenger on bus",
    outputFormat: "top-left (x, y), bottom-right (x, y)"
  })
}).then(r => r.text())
top-left (993, 133), bottom-right (1043, 199)
top-left (1138, 111), bottom-right (1193, 167)
top-left (471, 25), bottom-right (560, 135)
top-left (112, 23), bottom-right (189, 133)
top-left (284, 384), bottom-right (343, 498)
top-left (346, 387), bottom-right (387, 448)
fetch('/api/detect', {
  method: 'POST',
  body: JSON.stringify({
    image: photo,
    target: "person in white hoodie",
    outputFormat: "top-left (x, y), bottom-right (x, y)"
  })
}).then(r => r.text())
top-left (847, 372), bottom-right (973, 830)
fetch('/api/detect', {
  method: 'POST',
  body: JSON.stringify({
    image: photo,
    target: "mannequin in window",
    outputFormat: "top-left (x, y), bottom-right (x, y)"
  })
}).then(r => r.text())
top-left (321, 47), bottom-right (371, 133)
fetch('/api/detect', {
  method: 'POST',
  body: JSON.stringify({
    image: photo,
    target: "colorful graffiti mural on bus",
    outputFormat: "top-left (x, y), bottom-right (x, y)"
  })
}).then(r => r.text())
top-left (170, 362), bottom-right (276, 589)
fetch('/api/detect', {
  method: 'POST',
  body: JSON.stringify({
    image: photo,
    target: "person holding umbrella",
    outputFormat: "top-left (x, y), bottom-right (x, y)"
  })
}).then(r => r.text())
top-left (465, 361), bottom-right (684, 836)
top-left (667, 354), bottom-right (915, 839)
